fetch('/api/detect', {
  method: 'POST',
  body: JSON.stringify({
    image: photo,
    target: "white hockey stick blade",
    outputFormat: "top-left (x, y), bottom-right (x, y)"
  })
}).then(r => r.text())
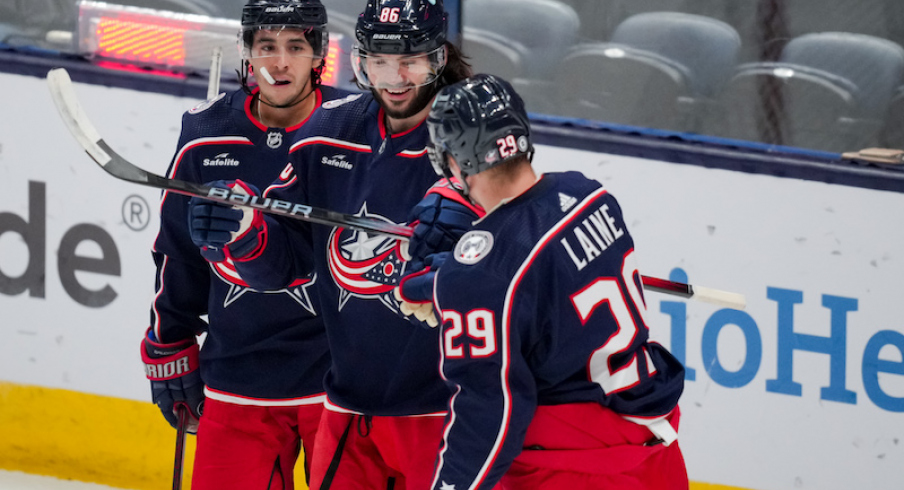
top-left (47, 68), bottom-right (111, 167)
top-left (207, 47), bottom-right (222, 100)
top-left (689, 285), bottom-right (747, 310)
top-left (640, 276), bottom-right (746, 310)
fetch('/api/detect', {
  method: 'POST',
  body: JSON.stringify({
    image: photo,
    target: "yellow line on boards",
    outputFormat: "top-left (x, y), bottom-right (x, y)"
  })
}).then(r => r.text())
top-left (0, 381), bottom-right (749, 490)
top-left (0, 381), bottom-right (196, 490)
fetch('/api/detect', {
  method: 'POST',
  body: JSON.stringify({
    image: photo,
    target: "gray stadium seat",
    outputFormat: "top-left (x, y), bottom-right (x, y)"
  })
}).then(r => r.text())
top-left (461, 27), bottom-right (525, 82)
top-left (709, 32), bottom-right (904, 152)
top-left (559, 0), bottom-right (692, 43)
top-left (879, 86), bottom-right (904, 149)
top-left (462, 0), bottom-right (579, 79)
top-left (550, 12), bottom-right (740, 132)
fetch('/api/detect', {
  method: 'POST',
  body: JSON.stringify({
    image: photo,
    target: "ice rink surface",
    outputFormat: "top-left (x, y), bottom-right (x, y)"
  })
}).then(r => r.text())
top-left (0, 471), bottom-right (123, 490)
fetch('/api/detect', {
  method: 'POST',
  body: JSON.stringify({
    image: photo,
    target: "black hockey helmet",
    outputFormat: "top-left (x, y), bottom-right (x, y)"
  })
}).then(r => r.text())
top-left (351, 0), bottom-right (448, 88)
top-left (355, 0), bottom-right (447, 54)
top-left (239, 0), bottom-right (329, 59)
top-left (427, 74), bottom-right (533, 184)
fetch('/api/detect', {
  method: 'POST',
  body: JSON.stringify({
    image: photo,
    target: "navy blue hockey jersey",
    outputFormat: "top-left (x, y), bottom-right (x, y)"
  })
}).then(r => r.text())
top-left (234, 93), bottom-right (452, 416)
top-left (151, 86), bottom-right (351, 403)
top-left (430, 172), bottom-right (686, 490)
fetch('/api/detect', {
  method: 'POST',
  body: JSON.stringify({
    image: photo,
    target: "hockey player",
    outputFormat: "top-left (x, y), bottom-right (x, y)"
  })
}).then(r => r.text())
top-left (140, 1), bottom-right (355, 489)
top-left (185, 1), bottom-right (478, 489)
top-left (420, 74), bottom-right (689, 489)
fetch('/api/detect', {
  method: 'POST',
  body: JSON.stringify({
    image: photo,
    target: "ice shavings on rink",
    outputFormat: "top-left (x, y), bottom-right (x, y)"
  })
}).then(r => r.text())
top-left (0, 471), bottom-right (126, 490)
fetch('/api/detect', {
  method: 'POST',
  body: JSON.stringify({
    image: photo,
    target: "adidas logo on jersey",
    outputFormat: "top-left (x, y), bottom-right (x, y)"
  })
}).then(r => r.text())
top-left (203, 153), bottom-right (241, 166)
top-left (559, 192), bottom-right (577, 212)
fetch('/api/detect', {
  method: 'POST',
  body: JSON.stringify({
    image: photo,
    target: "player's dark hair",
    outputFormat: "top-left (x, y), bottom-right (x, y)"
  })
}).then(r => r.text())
top-left (438, 42), bottom-right (472, 87)
top-left (237, 0), bottom-right (329, 94)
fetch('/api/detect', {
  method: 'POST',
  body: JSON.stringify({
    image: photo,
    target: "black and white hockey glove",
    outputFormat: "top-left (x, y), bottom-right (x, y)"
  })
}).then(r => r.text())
top-left (140, 327), bottom-right (204, 433)
top-left (394, 252), bottom-right (449, 328)
top-left (188, 179), bottom-right (267, 262)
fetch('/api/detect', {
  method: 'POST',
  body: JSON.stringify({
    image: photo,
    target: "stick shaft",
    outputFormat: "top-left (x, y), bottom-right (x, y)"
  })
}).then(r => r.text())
top-left (172, 404), bottom-right (188, 490)
top-left (207, 47), bottom-right (222, 100)
top-left (47, 67), bottom-right (745, 309)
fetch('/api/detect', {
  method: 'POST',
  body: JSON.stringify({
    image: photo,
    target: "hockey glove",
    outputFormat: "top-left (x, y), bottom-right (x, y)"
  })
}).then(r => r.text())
top-left (402, 179), bottom-right (484, 270)
top-left (188, 179), bottom-right (267, 262)
top-left (141, 327), bottom-right (204, 434)
top-left (394, 252), bottom-right (449, 328)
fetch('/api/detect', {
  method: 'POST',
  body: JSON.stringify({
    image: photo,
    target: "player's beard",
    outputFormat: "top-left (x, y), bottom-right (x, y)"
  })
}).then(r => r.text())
top-left (376, 83), bottom-right (436, 120)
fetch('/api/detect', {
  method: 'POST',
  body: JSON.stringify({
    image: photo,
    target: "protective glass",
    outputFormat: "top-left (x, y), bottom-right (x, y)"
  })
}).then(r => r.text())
top-left (239, 25), bottom-right (328, 60)
top-left (351, 45), bottom-right (446, 88)
top-left (427, 121), bottom-right (451, 176)
top-left (426, 143), bottom-right (447, 177)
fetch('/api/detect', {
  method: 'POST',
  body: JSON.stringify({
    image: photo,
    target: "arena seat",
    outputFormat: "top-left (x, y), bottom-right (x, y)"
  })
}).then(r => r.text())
top-left (550, 12), bottom-right (740, 131)
top-left (461, 27), bottom-right (525, 82)
top-left (463, 0), bottom-right (579, 79)
top-left (708, 32), bottom-right (904, 152)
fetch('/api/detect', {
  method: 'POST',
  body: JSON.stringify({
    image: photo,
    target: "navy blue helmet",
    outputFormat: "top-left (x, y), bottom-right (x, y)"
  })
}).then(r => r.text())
top-left (427, 74), bottom-right (533, 182)
top-left (351, 0), bottom-right (448, 89)
top-left (355, 0), bottom-right (447, 54)
top-left (240, 0), bottom-right (329, 59)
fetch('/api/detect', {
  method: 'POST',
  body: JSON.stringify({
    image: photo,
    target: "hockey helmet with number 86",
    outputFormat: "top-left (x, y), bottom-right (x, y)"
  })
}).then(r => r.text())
top-left (351, 0), bottom-right (448, 88)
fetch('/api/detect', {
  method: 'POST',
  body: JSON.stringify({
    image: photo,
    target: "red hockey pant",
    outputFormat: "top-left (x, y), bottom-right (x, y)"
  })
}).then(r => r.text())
top-left (191, 398), bottom-right (323, 490)
top-left (307, 409), bottom-right (447, 490)
top-left (502, 403), bottom-right (688, 490)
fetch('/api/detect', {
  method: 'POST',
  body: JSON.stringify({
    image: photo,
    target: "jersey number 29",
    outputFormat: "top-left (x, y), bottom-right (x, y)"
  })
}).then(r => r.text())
top-left (570, 251), bottom-right (656, 395)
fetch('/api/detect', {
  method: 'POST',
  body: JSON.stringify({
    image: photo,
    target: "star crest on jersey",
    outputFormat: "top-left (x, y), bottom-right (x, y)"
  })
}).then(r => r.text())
top-left (453, 230), bottom-right (494, 265)
top-left (439, 482), bottom-right (455, 490)
top-left (209, 260), bottom-right (317, 314)
top-left (559, 192), bottom-right (578, 212)
top-left (327, 204), bottom-right (408, 312)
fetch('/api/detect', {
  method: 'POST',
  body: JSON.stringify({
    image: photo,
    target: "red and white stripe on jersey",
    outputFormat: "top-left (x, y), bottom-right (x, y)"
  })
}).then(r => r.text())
top-left (158, 136), bottom-right (255, 210)
top-left (205, 386), bottom-right (326, 407)
top-left (433, 186), bottom-right (611, 490)
top-left (290, 136), bottom-right (371, 154)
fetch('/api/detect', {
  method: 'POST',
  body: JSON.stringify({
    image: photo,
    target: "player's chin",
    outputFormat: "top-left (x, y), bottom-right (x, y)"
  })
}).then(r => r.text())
top-left (381, 87), bottom-right (429, 117)
top-left (262, 87), bottom-right (302, 107)
top-left (378, 86), bottom-right (414, 104)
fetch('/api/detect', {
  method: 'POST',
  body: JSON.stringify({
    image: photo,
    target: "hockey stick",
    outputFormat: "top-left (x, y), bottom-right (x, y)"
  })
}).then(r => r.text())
top-left (172, 404), bottom-right (189, 490)
top-left (46, 67), bottom-right (746, 310)
top-left (641, 276), bottom-right (745, 309)
top-left (46, 67), bottom-right (413, 239)
top-left (206, 47), bottom-right (222, 100)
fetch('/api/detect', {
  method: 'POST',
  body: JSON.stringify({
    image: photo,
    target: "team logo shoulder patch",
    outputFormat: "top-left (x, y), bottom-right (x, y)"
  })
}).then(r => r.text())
top-left (188, 92), bottom-right (226, 114)
top-left (322, 93), bottom-right (363, 109)
top-left (454, 230), bottom-right (494, 265)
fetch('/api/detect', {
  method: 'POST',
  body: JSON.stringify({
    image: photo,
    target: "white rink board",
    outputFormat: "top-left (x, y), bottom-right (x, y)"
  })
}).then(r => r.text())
top-left (531, 149), bottom-right (904, 490)
top-left (2, 72), bottom-right (904, 490)
top-left (0, 72), bottom-right (191, 402)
